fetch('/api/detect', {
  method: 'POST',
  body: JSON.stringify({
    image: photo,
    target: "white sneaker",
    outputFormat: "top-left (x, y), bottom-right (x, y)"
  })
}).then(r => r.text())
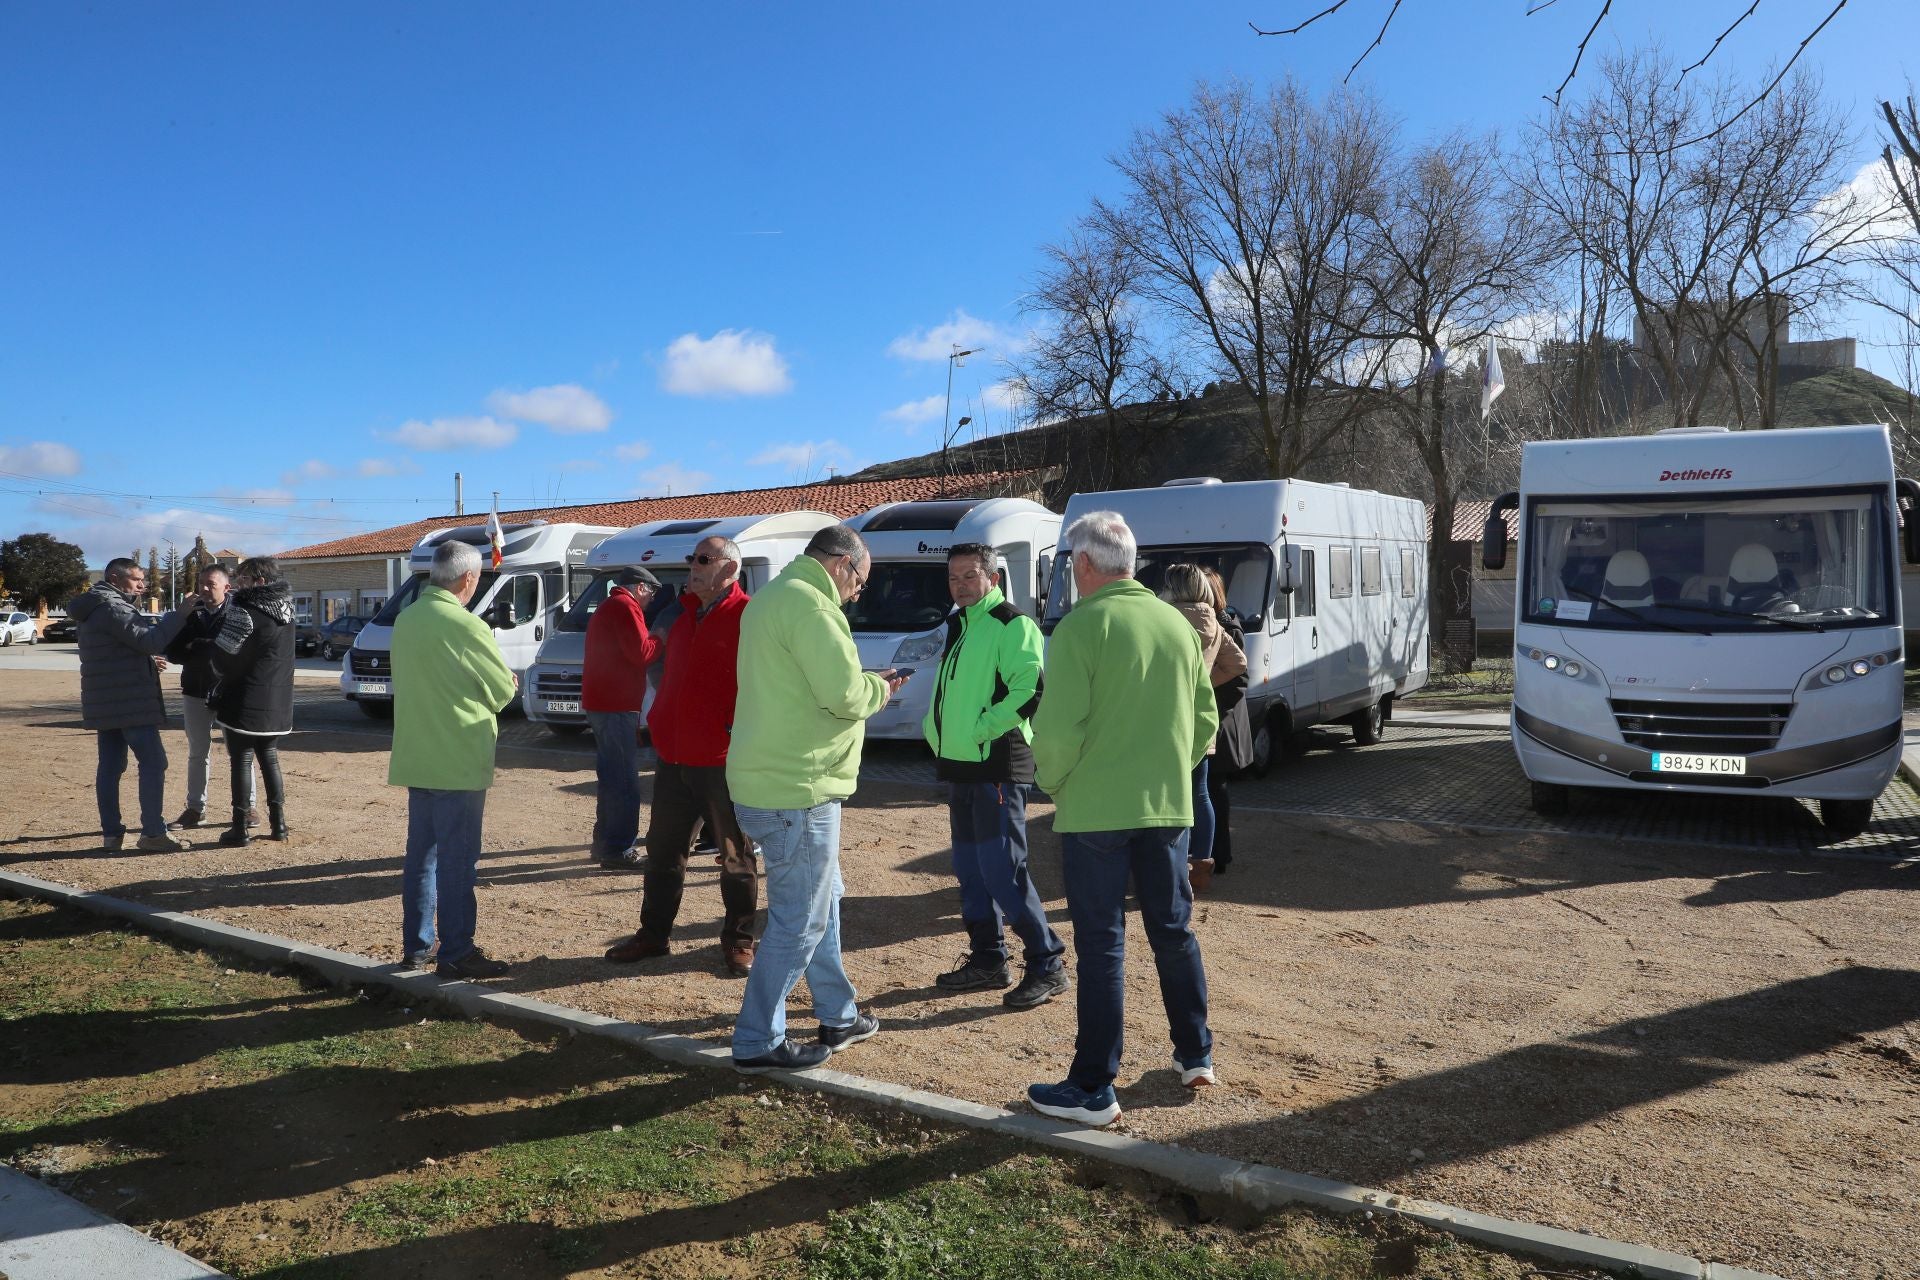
top-left (1175, 1056), bottom-right (1215, 1088)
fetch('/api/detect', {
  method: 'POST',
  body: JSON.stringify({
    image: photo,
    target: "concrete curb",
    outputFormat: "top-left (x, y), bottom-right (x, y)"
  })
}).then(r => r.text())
top-left (0, 869), bottom-right (1781, 1280)
top-left (1, 1165), bottom-right (227, 1279)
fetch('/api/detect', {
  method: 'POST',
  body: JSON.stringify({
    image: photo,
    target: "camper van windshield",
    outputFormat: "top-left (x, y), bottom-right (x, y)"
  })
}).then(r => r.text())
top-left (558, 567), bottom-right (690, 631)
top-left (1042, 543), bottom-right (1273, 627)
top-left (373, 571), bottom-right (500, 626)
top-left (1524, 488), bottom-right (1892, 632)
top-left (843, 562), bottom-right (952, 633)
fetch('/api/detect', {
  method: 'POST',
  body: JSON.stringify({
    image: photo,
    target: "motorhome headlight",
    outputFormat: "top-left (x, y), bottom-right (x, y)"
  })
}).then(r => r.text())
top-left (1562, 661), bottom-right (1583, 678)
top-left (1542, 654), bottom-right (1561, 671)
top-left (892, 631), bottom-right (946, 665)
top-left (1527, 648), bottom-right (1543, 662)
top-left (1825, 666), bottom-right (1847, 684)
top-left (1850, 659), bottom-right (1872, 678)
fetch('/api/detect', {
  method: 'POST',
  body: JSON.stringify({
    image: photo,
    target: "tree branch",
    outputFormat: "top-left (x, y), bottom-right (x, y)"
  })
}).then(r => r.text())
top-left (1652, 0), bottom-right (1845, 152)
top-left (1344, 0), bottom-right (1402, 83)
top-left (1546, 0), bottom-right (1612, 109)
top-left (1250, 0), bottom-right (1354, 38)
top-left (1677, 0), bottom-right (1762, 82)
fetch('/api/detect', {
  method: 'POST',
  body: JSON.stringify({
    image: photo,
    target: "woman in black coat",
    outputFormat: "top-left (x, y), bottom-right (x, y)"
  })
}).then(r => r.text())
top-left (210, 556), bottom-right (296, 846)
top-left (1203, 569), bottom-right (1253, 874)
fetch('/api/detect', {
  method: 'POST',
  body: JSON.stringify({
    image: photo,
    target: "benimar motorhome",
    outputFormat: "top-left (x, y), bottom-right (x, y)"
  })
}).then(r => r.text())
top-left (341, 520), bottom-right (616, 717)
top-left (841, 497), bottom-right (1063, 740)
top-left (522, 510), bottom-right (837, 736)
top-left (1483, 424), bottom-right (1919, 836)
top-left (1045, 478), bottom-right (1429, 771)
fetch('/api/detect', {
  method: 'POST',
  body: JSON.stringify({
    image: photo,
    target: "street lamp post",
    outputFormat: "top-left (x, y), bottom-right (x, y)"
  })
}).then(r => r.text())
top-left (940, 344), bottom-right (981, 495)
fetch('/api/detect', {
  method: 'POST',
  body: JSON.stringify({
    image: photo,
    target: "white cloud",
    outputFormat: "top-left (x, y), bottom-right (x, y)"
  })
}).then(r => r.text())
top-left (887, 309), bottom-right (1021, 362)
top-left (882, 395), bottom-right (945, 424)
top-left (487, 383), bottom-right (614, 433)
top-left (356, 457), bottom-right (420, 478)
top-left (281, 459), bottom-right (338, 486)
top-left (0, 440), bottom-right (82, 477)
top-left (982, 379), bottom-right (1027, 414)
top-left (1814, 158), bottom-right (1914, 251)
top-left (555, 458), bottom-right (604, 474)
top-left (635, 461), bottom-right (714, 496)
top-left (383, 416), bottom-right (519, 451)
top-left (613, 441), bottom-right (654, 462)
top-left (748, 439), bottom-right (854, 472)
top-left (660, 330), bottom-right (793, 397)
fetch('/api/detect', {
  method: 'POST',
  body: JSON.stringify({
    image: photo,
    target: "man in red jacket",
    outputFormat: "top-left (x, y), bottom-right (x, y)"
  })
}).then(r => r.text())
top-left (606, 535), bottom-right (759, 976)
top-left (582, 566), bottom-right (662, 871)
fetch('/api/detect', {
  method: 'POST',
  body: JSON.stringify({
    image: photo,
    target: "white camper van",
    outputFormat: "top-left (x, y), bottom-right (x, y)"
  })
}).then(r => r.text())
top-left (1483, 424), bottom-right (1919, 836)
top-left (341, 520), bottom-right (616, 718)
top-left (522, 510), bottom-right (837, 736)
top-left (1045, 478), bottom-right (1430, 771)
top-left (842, 497), bottom-right (1063, 740)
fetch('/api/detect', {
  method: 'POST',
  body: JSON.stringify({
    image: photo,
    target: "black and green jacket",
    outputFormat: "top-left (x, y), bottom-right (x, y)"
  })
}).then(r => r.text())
top-left (920, 586), bottom-right (1044, 784)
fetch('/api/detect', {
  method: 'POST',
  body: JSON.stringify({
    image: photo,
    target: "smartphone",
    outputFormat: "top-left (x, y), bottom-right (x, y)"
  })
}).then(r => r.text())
top-left (892, 668), bottom-right (915, 678)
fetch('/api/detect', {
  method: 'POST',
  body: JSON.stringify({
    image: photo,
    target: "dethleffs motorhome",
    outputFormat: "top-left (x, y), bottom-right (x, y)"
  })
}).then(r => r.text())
top-left (342, 520), bottom-right (617, 717)
top-left (1483, 424), bottom-right (1920, 836)
top-left (1045, 479), bottom-right (1429, 771)
top-left (521, 510), bottom-right (836, 736)
top-left (842, 497), bottom-right (1063, 740)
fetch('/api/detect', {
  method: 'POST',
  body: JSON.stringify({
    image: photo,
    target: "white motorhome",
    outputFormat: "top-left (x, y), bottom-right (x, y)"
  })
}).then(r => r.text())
top-left (843, 497), bottom-right (1063, 740)
top-left (1044, 478), bottom-right (1430, 771)
top-left (341, 520), bottom-right (616, 718)
top-left (1484, 424), bottom-right (1918, 837)
top-left (522, 510), bottom-right (837, 736)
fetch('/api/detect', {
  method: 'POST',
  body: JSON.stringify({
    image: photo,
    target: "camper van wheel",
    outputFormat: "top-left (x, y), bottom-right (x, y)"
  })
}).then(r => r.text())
top-left (548, 723), bottom-right (587, 738)
top-left (1528, 781), bottom-right (1570, 817)
top-left (1818, 797), bottom-right (1874, 839)
top-left (358, 700), bottom-right (394, 721)
top-left (1350, 699), bottom-right (1387, 746)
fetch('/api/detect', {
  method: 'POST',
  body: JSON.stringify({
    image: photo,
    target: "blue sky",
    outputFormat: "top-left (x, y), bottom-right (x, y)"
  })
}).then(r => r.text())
top-left (2, 1), bottom-right (1916, 565)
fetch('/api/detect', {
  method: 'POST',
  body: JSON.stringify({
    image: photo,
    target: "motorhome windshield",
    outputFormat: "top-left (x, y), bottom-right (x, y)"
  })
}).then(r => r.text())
top-left (843, 562), bottom-right (952, 633)
top-left (373, 571), bottom-right (500, 626)
top-left (1042, 543), bottom-right (1274, 627)
top-left (558, 567), bottom-right (690, 631)
top-left (1524, 488), bottom-right (1892, 632)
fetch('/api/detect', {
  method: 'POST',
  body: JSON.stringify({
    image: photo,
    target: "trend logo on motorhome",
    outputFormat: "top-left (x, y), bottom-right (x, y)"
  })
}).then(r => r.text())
top-left (1658, 467), bottom-right (1733, 481)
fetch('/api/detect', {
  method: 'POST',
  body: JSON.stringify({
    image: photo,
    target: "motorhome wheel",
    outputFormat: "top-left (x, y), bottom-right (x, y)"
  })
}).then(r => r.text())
top-left (1818, 797), bottom-right (1874, 839)
top-left (359, 700), bottom-right (394, 721)
top-left (1351, 699), bottom-right (1386, 746)
top-left (1529, 781), bottom-right (1570, 816)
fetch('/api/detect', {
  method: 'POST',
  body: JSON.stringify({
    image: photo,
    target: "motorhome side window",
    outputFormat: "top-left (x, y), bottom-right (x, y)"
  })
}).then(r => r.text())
top-left (510, 574), bottom-right (540, 624)
top-left (1399, 548), bottom-right (1416, 597)
top-left (1294, 548), bottom-right (1317, 617)
top-left (1522, 489), bottom-right (1892, 631)
top-left (1360, 546), bottom-right (1382, 596)
top-left (1328, 545), bottom-right (1353, 599)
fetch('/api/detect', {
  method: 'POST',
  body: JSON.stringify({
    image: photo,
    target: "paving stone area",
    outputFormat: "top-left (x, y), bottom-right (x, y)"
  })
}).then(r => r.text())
top-left (269, 688), bottom-right (1920, 862)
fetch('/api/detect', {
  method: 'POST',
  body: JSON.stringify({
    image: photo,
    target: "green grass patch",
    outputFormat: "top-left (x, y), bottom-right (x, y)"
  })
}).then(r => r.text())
top-left (344, 1176), bottom-right (494, 1240)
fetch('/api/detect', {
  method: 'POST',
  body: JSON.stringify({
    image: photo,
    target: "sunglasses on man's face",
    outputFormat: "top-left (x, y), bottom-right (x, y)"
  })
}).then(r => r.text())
top-left (685, 552), bottom-right (724, 566)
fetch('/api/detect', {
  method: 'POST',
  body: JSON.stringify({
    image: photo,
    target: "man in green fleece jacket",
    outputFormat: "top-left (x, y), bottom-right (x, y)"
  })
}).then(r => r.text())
top-left (1027, 510), bottom-right (1219, 1127)
top-left (389, 539), bottom-right (520, 982)
top-left (727, 524), bottom-right (909, 1073)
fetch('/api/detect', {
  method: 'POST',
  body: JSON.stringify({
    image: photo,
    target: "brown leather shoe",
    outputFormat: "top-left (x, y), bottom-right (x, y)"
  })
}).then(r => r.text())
top-left (722, 945), bottom-right (753, 978)
top-left (604, 934), bottom-right (670, 963)
top-left (245, 808), bottom-right (261, 828)
top-left (168, 808), bottom-right (205, 831)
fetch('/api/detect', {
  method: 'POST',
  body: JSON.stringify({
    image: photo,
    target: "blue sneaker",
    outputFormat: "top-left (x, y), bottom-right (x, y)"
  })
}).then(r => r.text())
top-left (1027, 1079), bottom-right (1121, 1126)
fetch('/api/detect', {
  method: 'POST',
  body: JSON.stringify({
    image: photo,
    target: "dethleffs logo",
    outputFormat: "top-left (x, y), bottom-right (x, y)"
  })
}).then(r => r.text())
top-left (1657, 467), bottom-right (1733, 481)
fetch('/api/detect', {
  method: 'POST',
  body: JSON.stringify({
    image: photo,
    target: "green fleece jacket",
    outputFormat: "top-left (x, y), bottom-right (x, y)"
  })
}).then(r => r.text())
top-left (1031, 577), bottom-right (1218, 834)
top-left (388, 584), bottom-right (519, 792)
top-left (727, 555), bottom-right (889, 810)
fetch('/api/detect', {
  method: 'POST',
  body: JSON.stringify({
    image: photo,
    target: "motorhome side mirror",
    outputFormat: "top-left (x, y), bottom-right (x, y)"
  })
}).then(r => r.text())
top-left (1898, 478), bottom-right (1920, 564)
top-left (1483, 491), bottom-right (1520, 572)
top-left (1279, 545), bottom-right (1298, 593)
top-left (488, 600), bottom-right (519, 629)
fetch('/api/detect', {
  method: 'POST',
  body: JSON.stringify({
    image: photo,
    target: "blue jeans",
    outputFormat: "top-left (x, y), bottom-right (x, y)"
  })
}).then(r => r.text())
top-left (1190, 759), bottom-right (1215, 863)
top-left (96, 725), bottom-right (168, 839)
top-left (586, 710), bottom-right (641, 858)
top-left (730, 801), bottom-right (859, 1059)
top-left (949, 782), bottom-right (1064, 972)
top-left (403, 788), bottom-right (488, 964)
top-left (1061, 827), bottom-right (1212, 1091)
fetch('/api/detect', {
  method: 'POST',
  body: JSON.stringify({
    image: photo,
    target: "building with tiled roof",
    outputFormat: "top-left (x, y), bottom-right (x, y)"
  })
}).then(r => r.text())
top-left (275, 469), bottom-right (1046, 623)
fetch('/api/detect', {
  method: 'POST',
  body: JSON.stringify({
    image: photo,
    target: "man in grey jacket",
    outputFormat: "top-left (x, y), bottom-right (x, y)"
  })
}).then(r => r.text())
top-left (67, 557), bottom-right (200, 851)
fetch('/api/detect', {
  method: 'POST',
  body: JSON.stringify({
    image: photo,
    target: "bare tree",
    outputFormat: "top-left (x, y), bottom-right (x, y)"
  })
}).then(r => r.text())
top-left (1094, 77), bottom-right (1397, 478)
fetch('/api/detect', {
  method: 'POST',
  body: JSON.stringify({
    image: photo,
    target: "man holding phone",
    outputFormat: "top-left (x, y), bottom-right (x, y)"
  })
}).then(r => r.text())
top-left (921, 542), bottom-right (1066, 1008)
top-left (582, 566), bottom-right (662, 870)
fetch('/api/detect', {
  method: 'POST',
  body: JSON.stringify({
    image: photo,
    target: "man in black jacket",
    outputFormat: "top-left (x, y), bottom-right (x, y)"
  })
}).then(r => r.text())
top-left (164, 565), bottom-right (256, 831)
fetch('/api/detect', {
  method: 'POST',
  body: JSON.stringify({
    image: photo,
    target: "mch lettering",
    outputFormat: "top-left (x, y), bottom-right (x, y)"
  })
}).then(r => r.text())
top-left (1657, 467), bottom-right (1734, 482)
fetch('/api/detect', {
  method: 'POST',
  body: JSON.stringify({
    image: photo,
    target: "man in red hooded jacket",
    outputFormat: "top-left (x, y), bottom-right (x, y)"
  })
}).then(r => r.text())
top-left (606, 534), bottom-right (760, 976)
top-left (582, 566), bottom-right (662, 870)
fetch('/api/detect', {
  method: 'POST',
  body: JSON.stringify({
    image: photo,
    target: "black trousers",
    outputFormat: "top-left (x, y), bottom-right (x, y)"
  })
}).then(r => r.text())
top-left (638, 762), bottom-right (758, 949)
top-left (224, 729), bottom-right (285, 814)
top-left (1205, 765), bottom-right (1233, 868)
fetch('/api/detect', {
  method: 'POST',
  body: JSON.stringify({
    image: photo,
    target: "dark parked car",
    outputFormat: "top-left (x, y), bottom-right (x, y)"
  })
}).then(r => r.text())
top-left (300, 615), bottom-right (370, 661)
top-left (42, 614), bottom-right (79, 642)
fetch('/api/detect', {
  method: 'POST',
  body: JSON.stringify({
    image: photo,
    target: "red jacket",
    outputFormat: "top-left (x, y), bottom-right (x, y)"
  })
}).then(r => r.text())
top-left (647, 582), bottom-right (748, 767)
top-left (582, 588), bottom-right (661, 713)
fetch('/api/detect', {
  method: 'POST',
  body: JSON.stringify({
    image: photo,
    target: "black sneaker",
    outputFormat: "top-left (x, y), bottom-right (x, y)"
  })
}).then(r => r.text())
top-left (934, 954), bottom-right (1012, 991)
top-left (1003, 967), bottom-right (1070, 1009)
top-left (597, 846), bottom-right (645, 872)
top-left (733, 1039), bottom-right (833, 1074)
top-left (402, 950), bottom-right (436, 969)
top-left (817, 1011), bottom-right (879, 1052)
top-left (436, 948), bottom-right (511, 981)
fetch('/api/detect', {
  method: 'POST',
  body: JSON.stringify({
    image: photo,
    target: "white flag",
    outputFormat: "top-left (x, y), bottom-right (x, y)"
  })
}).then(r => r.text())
top-left (1480, 338), bottom-right (1506, 422)
top-left (486, 502), bottom-right (505, 569)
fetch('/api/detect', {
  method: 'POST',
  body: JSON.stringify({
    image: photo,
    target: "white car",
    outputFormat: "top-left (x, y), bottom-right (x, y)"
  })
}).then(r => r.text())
top-left (1, 611), bottom-right (39, 645)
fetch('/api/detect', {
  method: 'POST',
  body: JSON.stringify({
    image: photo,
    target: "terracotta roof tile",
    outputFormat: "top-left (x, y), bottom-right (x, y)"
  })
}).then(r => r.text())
top-left (278, 470), bottom-right (1042, 560)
